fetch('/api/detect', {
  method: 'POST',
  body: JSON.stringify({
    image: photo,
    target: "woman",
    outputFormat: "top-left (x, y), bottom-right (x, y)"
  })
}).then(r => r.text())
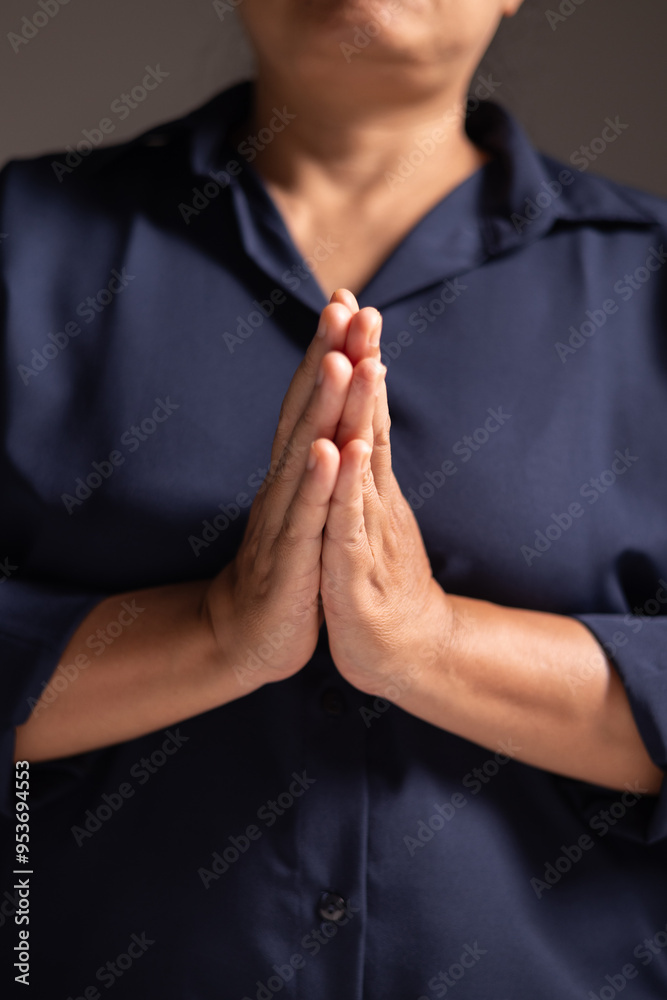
top-left (2, 1), bottom-right (667, 996)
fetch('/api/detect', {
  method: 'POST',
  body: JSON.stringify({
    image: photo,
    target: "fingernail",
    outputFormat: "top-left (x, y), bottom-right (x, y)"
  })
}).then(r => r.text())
top-left (316, 317), bottom-right (328, 338)
top-left (307, 444), bottom-right (317, 471)
top-left (316, 363), bottom-right (325, 386)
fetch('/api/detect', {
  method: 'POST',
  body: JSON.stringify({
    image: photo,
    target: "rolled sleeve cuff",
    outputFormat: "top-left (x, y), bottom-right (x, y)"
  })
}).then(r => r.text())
top-left (573, 612), bottom-right (667, 844)
top-left (0, 579), bottom-right (107, 815)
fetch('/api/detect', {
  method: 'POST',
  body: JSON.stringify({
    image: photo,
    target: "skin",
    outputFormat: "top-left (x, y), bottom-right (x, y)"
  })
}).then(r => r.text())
top-left (14, 2), bottom-right (664, 795)
top-left (231, 0), bottom-right (520, 293)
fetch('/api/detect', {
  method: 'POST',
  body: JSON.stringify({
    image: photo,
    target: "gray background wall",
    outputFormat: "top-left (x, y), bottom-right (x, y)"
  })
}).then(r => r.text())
top-left (0, 0), bottom-right (664, 196)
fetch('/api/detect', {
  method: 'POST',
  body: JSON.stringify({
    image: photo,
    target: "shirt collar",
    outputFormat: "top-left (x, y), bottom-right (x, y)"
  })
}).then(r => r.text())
top-left (167, 79), bottom-right (658, 311)
top-left (465, 100), bottom-right (654, 255)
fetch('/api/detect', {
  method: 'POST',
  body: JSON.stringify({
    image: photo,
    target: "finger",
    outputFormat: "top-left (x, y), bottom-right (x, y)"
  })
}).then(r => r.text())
top-left (335, 357), bottom-right (385, 451)
top-left (270, 302), bottom-right (353, 467)
top-left (324, 439), bottom-right (373, 583)
top-left (264, 351), bottom-right (353, 530)
top-left (273, 438), bottom-right (340, 583)
top-left (330, 288), bottom-right (360, 313)
top-left (344, 306), bottom-right (382, 367)
top-left (371, 368), bottom-right (393, 500)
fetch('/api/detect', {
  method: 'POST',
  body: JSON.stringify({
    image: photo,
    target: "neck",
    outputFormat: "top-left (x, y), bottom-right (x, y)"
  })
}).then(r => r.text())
top-left (239, 66), bottom-right (489, 201)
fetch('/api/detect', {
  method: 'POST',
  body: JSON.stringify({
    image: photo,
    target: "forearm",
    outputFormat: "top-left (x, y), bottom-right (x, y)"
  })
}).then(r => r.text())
top-left (388, 586), bottom-right (664, 794)
top-left (13, 579), bottom-right (247, 763)
top-left (12, 307), bottom-right (366, 765)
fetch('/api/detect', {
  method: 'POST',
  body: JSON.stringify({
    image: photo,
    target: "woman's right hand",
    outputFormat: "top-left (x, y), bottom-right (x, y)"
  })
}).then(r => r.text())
top-left (202, 298), bottom-right (357, 689)
top-left (13, 291), bottom-right (388, 762)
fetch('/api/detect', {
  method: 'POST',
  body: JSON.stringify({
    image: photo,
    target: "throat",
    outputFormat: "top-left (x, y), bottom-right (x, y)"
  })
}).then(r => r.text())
top-left (290, 231), bottom-right (401, 300)
top-left (260, 145), bottom-right (491, 300)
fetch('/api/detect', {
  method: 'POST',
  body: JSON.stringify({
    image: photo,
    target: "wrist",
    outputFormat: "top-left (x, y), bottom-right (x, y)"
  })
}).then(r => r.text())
top-left (346, 579), bottom-right (455, 701)
top-left (198, 570), bottom-right (263, 696)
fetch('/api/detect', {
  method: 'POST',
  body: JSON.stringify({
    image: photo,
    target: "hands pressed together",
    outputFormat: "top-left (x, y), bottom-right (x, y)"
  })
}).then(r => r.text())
top-left (200, 289), bottom-right (663, 797)
top-left (19, 289), bottom-right (657, 793)
top-left (204, 288), bottom-right (451, 696)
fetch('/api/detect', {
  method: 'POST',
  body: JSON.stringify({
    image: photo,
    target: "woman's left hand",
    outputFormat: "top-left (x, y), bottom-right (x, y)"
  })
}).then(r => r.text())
top-left (319, 294), bottom-right (452, 696)
top-left (317, 290), bottom-right (663, 795)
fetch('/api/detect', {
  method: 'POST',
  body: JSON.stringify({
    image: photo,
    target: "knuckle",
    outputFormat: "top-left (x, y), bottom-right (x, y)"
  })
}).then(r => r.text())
top-left (343, 532), bottom-right (366, 555)
top-left (376, 413), bottom-right (392, 446)
top-left (361, 466), bottom-right (376, 493)
top-left (280, 508), bottom-right (301, 546)
top-left (325, 520), bottom-right (366, 555)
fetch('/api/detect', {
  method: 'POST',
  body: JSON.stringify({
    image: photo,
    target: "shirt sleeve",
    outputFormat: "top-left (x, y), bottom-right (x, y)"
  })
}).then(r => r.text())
top-left (0, 578), bottom-right (106, 816)
top-left (572, 612), bottom-right (667, 844)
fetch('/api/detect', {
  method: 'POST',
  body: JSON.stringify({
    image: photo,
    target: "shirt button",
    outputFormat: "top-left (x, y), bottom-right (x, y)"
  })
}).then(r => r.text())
top-left (317, 891), bottom-right (348, 923)
top-left (320, 688), bottom-right (345, 716)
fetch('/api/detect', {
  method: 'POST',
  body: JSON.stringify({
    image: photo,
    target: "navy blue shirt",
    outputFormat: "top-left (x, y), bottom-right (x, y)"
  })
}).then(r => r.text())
top-left (2, 80), bottom-right (667, 998)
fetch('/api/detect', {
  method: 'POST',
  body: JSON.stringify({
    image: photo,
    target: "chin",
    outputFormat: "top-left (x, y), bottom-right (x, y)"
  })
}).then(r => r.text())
top-left (296, 0), bottom-right (413, 28)
top-left (291, 0), bottom-right (430, 56)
